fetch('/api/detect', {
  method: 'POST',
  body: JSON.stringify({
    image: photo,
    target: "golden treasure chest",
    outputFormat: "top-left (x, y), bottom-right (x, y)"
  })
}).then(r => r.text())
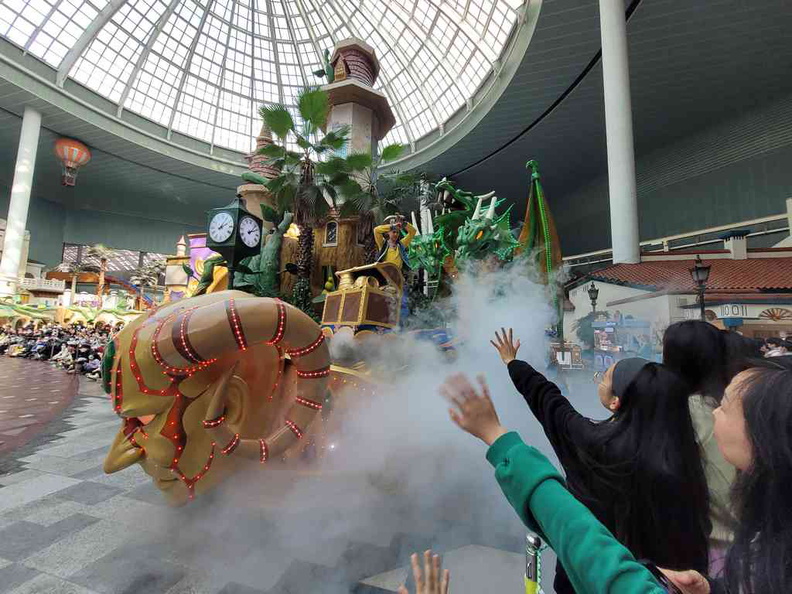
top-left (321, 262), bottom-right (403, 331)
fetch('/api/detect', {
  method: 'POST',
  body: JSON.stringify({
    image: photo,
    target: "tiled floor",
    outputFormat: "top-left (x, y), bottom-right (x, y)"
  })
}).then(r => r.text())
top-left (0, 358), bottom-right (556, 593)
top-left (0, 358), bottom-right (79, 456)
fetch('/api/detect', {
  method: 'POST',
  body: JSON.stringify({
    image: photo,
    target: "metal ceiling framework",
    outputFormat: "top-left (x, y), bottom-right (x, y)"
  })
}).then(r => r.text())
top-left (0, 0), bottom-right (526, 153)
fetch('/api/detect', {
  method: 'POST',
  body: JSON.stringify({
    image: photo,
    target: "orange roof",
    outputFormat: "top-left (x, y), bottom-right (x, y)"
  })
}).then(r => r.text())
top-left (590, 258), bottom-right (792, 292)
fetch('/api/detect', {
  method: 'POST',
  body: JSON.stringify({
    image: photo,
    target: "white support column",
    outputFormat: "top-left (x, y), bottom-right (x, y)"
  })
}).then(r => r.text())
top-left (0, 107), bottom-right (42, 296)
top-left (599, 0), bottom-right (640, 264)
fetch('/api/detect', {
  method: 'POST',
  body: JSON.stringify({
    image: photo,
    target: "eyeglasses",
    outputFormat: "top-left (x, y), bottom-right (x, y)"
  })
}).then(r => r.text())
top-left (592, 371), bottom-right (603, 384)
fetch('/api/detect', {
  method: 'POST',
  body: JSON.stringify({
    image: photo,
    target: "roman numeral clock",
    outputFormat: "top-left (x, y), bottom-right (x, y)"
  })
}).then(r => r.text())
top-left (205, 196), bottom-right (263, 282)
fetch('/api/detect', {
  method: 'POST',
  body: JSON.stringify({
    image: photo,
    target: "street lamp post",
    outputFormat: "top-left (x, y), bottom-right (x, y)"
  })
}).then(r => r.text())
top-left (689, 255), bottom-right (711, 321)
top-left (588, 282), bottom-right (600, 313)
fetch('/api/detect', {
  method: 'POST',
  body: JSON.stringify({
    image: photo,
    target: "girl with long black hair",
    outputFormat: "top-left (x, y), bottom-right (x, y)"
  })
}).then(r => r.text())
top-left (492, 329), bottom-right (710, 593)
top-left (664, 356), bottom-right (792, 593)
top-left (663, 321), bottom-right (740, 572)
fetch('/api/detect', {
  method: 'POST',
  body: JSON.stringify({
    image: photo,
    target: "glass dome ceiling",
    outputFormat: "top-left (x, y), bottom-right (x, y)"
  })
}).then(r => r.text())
top-left (0, 0), bottom-right (524, 153)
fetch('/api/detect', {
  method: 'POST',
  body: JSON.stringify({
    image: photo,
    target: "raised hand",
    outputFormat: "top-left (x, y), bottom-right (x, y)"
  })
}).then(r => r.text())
top-left (441, 373), bottom-right (507, 446)
top-left (659, 569), bottom-right (710, 594)
top-left (398, 550), bottom-right (450, 594)
top-left (490, 327), bottom-right (521, 365)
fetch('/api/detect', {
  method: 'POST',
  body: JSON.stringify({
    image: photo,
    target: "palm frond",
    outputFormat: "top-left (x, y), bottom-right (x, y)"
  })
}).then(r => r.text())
top-left (379, 143), bottom-right (405, 163)
top-left (297, 86), bottom-right (329, 129)
top-left (345, 152), bottom-right (373, 170)
top-left (259, 104), bottom-right (294, 139)
top-left (257, 144), bottom-right (284, 158)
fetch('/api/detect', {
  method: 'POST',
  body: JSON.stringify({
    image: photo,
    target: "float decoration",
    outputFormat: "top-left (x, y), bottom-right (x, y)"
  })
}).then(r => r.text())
top-left (517, 160), bottom-right (565, 341)
top-left (455, 194), bottom-right (519, 265)
top-left (102, 291), bottom-right (331, 505)
top-left (54, 138), bottom-right (92, 187)
top-left (234, 208), bottom-right (293, 298)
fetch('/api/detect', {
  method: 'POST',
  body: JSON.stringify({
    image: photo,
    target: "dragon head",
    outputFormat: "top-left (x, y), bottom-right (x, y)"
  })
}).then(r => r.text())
top-left (455, 196), bottom-right (519, 265)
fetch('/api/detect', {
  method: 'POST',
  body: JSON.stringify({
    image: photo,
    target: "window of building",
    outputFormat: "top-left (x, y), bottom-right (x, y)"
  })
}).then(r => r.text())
top-left (324, 221), bottom-right (338, 246)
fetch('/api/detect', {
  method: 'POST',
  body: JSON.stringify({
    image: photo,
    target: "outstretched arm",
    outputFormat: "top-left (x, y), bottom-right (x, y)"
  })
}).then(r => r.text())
top-left (441, 374), bottom-right (664, 594)
top-left (492, 329), bottom-right (598, 455)
top-left (488, 433), bottom-right (666, 594)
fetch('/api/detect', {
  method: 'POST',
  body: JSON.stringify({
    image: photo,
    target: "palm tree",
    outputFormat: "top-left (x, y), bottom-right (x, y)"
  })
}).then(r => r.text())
top-left (337, 146), bottom-right (423, 262)
top-left (258, 86), bottom-right (363, 315)
top-left (129, 260), bottom-right (165, 309)
top-left (85, 244), bottom-right (117, 296)
top-left (55, 261), bottom-right (100, 298)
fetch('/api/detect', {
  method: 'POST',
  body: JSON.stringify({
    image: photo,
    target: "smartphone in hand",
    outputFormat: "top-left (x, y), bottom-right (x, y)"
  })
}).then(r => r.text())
top-left (640, 561), bottom-right (684, 594)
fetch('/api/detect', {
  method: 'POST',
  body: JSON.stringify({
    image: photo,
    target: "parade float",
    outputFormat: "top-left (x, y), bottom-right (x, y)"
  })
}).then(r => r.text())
top-left (100, 38), bottom-right (566, 505)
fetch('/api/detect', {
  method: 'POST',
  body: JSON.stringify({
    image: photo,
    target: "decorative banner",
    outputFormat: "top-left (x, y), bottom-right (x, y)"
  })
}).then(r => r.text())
top-left (187, 234), bottom-right (221, 295)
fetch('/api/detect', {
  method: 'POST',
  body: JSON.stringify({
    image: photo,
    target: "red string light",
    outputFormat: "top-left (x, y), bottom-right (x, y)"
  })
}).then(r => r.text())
top-left (259, 438), bottom-right (268, 463)
top-left (270, 346), bottom-right (284, 401)
top-left (202, 414), bottom-right (226, 429)
top-left (296, 366), bottom-right (331, 379)
top-left (221, 433), bottom-right (240, 455)
top-left (284, 419), bottom-right (303, 439)
top-left (295, 396), bottom-right (323, 410)
top-left (151, 309), bottom-right (217, 376)
top-left (226, 298), bottom-right (248, 351)
top-left (286, 333), bottom-right (325, 358)
top-left (176, 307), bottom-right (205, 364)
top-left (113, 363), bottom-right (123, 414)
top-left (266, 300), bottom-right (287, 346)
top-left (171, 443), bottom-right (216, 500)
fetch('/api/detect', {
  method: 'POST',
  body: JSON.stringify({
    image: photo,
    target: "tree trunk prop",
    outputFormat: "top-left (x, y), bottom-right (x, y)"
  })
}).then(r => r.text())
top-left (292, 222), bottom-right (316, 317)
top-left (235, 212), bottom-right (294, 297)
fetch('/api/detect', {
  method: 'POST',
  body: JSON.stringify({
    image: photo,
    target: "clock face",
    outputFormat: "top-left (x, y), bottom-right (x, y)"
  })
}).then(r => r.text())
top-left (209, 212), bottom-right (234, 243)
top-left (239, 216), bottom-right (261, 248)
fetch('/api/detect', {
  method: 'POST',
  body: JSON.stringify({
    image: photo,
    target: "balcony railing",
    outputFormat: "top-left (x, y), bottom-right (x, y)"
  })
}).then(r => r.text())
top-left (19, 277), bottom-right (66, 292)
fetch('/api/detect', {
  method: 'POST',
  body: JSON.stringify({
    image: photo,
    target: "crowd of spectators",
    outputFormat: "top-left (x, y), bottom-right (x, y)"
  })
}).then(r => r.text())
top-left (0, 322), bottom-right (121, 380)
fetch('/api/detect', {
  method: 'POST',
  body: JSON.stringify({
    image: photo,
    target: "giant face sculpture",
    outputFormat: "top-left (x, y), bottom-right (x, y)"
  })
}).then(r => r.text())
top-left (102, 291), bottom-right (330, 505)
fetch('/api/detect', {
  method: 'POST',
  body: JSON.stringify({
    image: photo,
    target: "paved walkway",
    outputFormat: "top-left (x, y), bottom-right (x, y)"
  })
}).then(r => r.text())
top-left (0, 358), bottom-right (79, 458)
top-left (0, 360), bottom-right (548, 593)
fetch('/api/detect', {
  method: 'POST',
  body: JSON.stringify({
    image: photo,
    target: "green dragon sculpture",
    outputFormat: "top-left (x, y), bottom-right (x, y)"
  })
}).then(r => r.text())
top-left (455, 196), bottom-right (520, 265)
top-left (407, 212), bottom-right (451, 298)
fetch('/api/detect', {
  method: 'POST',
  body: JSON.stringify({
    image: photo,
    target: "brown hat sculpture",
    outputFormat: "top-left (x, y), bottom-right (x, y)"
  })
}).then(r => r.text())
top-left (102, 291), bottom-right (330, 505)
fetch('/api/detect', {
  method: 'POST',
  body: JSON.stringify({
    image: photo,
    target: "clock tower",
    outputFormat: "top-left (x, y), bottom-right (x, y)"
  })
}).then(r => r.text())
top-left (205, 195), bottom-right (263, 280)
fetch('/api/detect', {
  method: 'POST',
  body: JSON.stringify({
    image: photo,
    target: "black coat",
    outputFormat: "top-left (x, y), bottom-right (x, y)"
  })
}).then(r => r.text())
top-left (506, 360), bottom-right (709, 593)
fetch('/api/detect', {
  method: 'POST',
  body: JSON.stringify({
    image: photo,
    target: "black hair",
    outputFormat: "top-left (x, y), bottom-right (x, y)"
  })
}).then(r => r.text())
top-left (585, 363), bottom-right (711, 571)
top-left (721, 330), bottom-right (763, 382)
top-left (724, 357), bottom-right (792, 594)
top-left (663, 320), bottom-right (729, 402)
top-left (765, 336), bottom-right (784, 348)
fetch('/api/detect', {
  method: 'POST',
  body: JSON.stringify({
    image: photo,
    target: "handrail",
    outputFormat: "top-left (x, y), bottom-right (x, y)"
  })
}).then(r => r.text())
top-left (563, 214), bottom-right (788, 264)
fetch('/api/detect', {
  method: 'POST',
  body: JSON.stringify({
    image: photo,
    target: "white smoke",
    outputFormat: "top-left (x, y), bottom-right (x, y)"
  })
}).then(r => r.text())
top-left (164, 262), bottom-right (577, 591)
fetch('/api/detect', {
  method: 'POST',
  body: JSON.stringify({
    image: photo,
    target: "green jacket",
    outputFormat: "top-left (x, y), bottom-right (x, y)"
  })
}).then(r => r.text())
top-left (487, 432), bottom-right (666, 594)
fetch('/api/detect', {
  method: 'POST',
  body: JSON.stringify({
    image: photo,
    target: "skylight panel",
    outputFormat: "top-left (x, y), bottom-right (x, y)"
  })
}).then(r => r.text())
top-left (0, 0), bottom-right (522, 151)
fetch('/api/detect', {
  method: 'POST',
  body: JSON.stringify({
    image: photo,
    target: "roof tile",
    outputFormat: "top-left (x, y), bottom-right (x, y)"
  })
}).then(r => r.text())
top-left (591, 258), bottom-right (792, 291)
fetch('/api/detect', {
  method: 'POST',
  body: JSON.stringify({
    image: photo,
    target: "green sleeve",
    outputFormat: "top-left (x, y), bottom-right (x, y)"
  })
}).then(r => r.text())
top-left (486, 432), bottom-right (665, 594)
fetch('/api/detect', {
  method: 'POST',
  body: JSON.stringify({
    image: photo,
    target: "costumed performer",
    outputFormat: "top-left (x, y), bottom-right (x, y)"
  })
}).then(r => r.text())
top-left (374, 214), bottom-right (417, 321)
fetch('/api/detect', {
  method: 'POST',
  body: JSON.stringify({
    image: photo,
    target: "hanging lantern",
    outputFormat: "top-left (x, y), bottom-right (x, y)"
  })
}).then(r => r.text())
top-left (54, 138), bottom-right (92, 187)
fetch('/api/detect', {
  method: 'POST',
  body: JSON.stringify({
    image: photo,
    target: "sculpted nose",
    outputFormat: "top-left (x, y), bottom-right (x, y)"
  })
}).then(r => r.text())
top-left (103, 425), bottom-right (144, 473)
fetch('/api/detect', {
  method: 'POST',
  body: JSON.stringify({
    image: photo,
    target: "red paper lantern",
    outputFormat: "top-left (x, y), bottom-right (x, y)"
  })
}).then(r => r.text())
top-left (54, 138), bottom-right (92, 187)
